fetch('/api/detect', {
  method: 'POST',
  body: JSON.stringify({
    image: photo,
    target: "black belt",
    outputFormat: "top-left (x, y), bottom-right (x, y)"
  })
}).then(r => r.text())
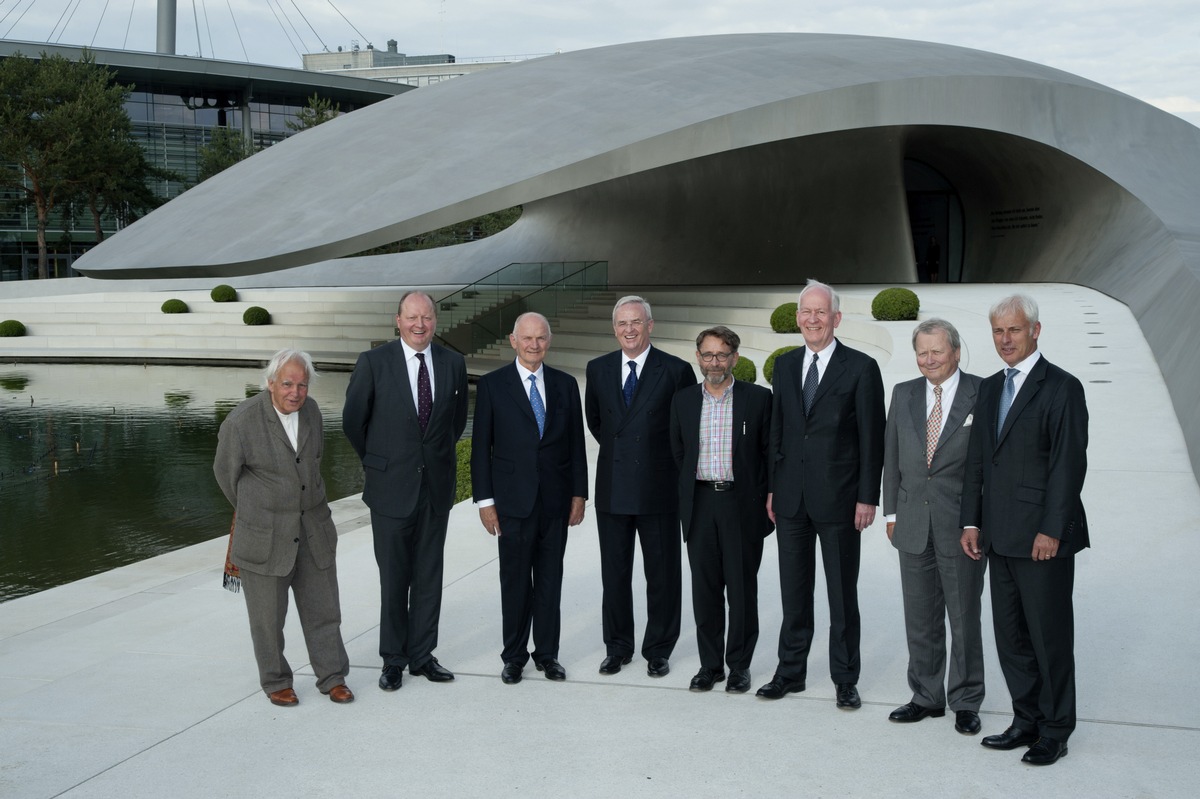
top-left (696, 480), bottom-right (735, 492)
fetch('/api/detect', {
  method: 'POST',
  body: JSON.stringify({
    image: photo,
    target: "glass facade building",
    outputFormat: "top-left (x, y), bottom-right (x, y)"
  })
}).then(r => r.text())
top-left (0, 41), bottom-right (408, 281)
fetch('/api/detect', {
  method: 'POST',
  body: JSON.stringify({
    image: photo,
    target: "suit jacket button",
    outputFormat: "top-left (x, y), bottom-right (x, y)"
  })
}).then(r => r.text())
top-left (294, 538), bottom-right (300, 543)
top-left (295, 457), bottom-right (300, 463)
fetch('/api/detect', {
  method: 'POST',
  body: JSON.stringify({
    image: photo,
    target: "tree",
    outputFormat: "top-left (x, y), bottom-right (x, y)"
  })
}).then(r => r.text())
top-left (286, 94), bottom-right (340, 132)
top-left (196, 127), bottom-right (259, 182)
top-left (0, 50), bottom-right (144, 279)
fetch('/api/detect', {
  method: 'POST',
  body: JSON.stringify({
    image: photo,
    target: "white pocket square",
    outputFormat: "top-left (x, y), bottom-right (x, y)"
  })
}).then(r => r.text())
top-left (963, 414), bottom-right (973, 427)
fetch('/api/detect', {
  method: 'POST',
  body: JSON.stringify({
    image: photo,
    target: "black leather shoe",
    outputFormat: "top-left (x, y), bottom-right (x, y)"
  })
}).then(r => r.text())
top-left (378, 664), bottom-right (403, 691)
top-left (981, 726), bottom-right (1039, 750)
top-left (410, 657), bottom-right (455, 682)
top-left (599, 654), bottom-right (632, 675)
top-left (501, 663), bottom-right (523, 684)
top-left (689, 667), bottom-right (726, 692)
top-left (1022, 736), bottom-right (1067, 766)
top-left (726, 669), bottom-right (751, 693)
top-left (647, 657), bottom-right (670, 677)
top-left (888, 701), bottom-right (945, 722)
top-left (755, 674), bottom-right (805, 699)
top-left (836, 683), bottom-right (861, 709)
top-left (955, 710), bottom-right (982, 735)
top-left (536, 659), bottom-right (567, 681)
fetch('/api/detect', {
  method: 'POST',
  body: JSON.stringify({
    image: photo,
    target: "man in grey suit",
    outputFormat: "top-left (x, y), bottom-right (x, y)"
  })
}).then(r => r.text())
top-left (882, 319), bottom-right (985, 735)
top-left (214, 349), bottom-right (353, 707)
top-left (961, 294), bottom-right (1088, 767)
top-left (344, 291), bottom-right (469, 691)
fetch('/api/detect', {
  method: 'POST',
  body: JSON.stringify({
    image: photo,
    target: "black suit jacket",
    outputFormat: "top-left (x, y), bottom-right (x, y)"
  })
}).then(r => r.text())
top-left (471, 362), bottom-right (588, 519)
top-left (343, 341), bottom-right (469, 517)
top-left (768, 340), bottom-right (885, 523)
top-left (585, 346), bottom-right (696, 515)
top-left (670, 380), bottom-right (775, 541)
top-left (960, 355), bottom-right (1089, 557)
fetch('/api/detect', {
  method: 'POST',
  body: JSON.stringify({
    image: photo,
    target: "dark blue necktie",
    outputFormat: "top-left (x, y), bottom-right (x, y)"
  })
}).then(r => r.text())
top-left (997, 367), bottom-right (1018, 434)
top-left (623, 360), bottom-right (638, 408)
top-left (802, 353), bottom-right (819, 415)
top-left (529, 375), bottom-right (546, 438)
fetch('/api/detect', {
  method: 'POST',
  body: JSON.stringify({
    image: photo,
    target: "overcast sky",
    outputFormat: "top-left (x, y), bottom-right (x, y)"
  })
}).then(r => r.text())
top-left (3, 0), bottom-right (1197, 126)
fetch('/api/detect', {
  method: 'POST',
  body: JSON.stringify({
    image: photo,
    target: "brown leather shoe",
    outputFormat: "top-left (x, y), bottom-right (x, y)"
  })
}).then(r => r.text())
top-left (327, 684), bottom-right (355, 704)
top-left (268, 687), bottom-right (299, 707)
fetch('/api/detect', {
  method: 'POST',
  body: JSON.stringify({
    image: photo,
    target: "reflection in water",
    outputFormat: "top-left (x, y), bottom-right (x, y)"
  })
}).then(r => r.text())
top-left (0, 364), bottom-right (376, 603)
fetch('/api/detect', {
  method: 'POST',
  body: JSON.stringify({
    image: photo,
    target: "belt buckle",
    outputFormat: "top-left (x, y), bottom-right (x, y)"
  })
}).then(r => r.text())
top-left (713, 481), bottom-right (733, 492)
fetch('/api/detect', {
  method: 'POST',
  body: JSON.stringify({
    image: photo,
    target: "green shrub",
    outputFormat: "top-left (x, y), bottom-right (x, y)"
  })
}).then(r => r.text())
top-left (732, 355), bottom-right (757, 384)
top-left (242, 306), bottom-right (271, 325)
top-left (455, 438), bottom-right (472, 503)
top-left (211, 284), bottom-right (237, 302)
top-left (0, 319), bottom-right (27, 337)
top-left (871, 287), bottom-right (920, 321)
top-left (770, 302), bottom-right (799, 333)
top-left (161, 298), bottom-right (188, 314)
top-left (764, 345), bottom-right (801, 385)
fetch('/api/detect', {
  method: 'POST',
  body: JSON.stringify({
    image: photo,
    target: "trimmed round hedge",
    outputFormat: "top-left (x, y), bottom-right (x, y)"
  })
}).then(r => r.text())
top-left (161, 299), bottom-right (189, 314)
top-left (0, 319), bottom-right (26, 337)
top-left (871, 287), bottom-right (920, 321)
top-left (211, 284), bottom-right (237, 302)
top-left (770, 302), bottom-right (799, 333)
top-left (764, 345), bottom-right (801, 385)
top-left (732, 355), bottom-right (757, 384)
top-left (242, 306), bottom-right (271, 326)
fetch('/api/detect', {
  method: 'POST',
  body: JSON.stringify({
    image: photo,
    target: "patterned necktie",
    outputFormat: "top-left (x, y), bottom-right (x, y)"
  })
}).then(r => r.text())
top-left (926, 384), bottom-right (942, 467)
top-left (997, 367), bottom-right (1017, 434)
top-left (623, 360), bottom-right (638, 408)
top-left (802, 352), bottom-right (819, 415)
top-left (415, 352), bottom-right (432, 432)
top-left (528, 374), bottom-right (546, 438)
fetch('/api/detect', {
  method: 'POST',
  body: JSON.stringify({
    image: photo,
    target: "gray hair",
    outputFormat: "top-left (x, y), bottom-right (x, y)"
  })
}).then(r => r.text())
top-left (612, 295), bottom-right (653, 324)
top-left (911, 318), bottom-right (962, 351)
top-left (512, 311), bottom-right (552, 338)
top-left (263, 349), bottom-right (316, 388)
top-left (798, 279), bottom-right (840, 314)
top-left (989, 293), bottom-right (1040, 326)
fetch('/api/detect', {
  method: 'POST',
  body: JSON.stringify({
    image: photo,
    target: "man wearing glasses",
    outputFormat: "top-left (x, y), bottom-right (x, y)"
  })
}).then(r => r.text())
top-left (670, 327), bottom-right (774, 693)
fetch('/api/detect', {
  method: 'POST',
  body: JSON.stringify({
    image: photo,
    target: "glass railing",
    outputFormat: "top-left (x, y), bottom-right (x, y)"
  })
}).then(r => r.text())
top-left (435, 261), bottom-right (608, 355)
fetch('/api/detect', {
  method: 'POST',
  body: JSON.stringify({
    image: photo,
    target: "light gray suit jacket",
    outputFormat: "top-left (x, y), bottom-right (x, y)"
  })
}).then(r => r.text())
top-left (214, 390), bottom-right (338, 577)
top-left (883, 371), bottom-right (980, 554)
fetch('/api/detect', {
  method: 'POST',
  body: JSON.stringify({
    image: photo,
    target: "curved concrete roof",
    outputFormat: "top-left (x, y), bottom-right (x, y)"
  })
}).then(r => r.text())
top-left (73, 33), bottom-right (1200, 477)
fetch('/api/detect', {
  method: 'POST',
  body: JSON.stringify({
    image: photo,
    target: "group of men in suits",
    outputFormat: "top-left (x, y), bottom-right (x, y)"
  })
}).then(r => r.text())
top-left (882, 293), bottom-right (1088, 767)
top-left (217, 285), bottom-right (1089, 768)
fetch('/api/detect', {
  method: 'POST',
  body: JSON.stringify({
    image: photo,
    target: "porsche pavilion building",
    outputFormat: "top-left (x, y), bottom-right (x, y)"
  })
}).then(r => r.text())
top-left (0, 40), bottom-right (409, 281)
top-left (70, 33), bottom-right (1200, 477)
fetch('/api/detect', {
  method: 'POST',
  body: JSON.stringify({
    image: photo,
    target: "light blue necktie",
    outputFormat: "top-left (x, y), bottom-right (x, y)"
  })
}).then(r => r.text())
top-left (529, 374), bottom-right (546, 438)
top-left (997, 367), bottom-right (1018, 434)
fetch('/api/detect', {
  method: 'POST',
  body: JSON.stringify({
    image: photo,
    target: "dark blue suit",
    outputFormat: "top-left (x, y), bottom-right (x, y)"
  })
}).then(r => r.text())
top-left (472, 362), bottom-right (588, 666)
top-left (585, 346), bottom-right (696, 660)
top-left (961, 354), bottom-right (1088, 741)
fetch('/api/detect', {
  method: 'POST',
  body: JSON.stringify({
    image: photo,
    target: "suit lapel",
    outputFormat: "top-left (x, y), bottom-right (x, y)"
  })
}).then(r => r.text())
top-left (996, 358), bottom-right (1045, 448)
top-left (938, 375), bottom-right (975, 452)
top-left (810, 343), bottom-right (846, 409)
top-left (260, 392), bottom-right (294, 453)
top-left (907, 380), bottom-right (928, 448)
top-left (505, 363), bottom-right (539, 430)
